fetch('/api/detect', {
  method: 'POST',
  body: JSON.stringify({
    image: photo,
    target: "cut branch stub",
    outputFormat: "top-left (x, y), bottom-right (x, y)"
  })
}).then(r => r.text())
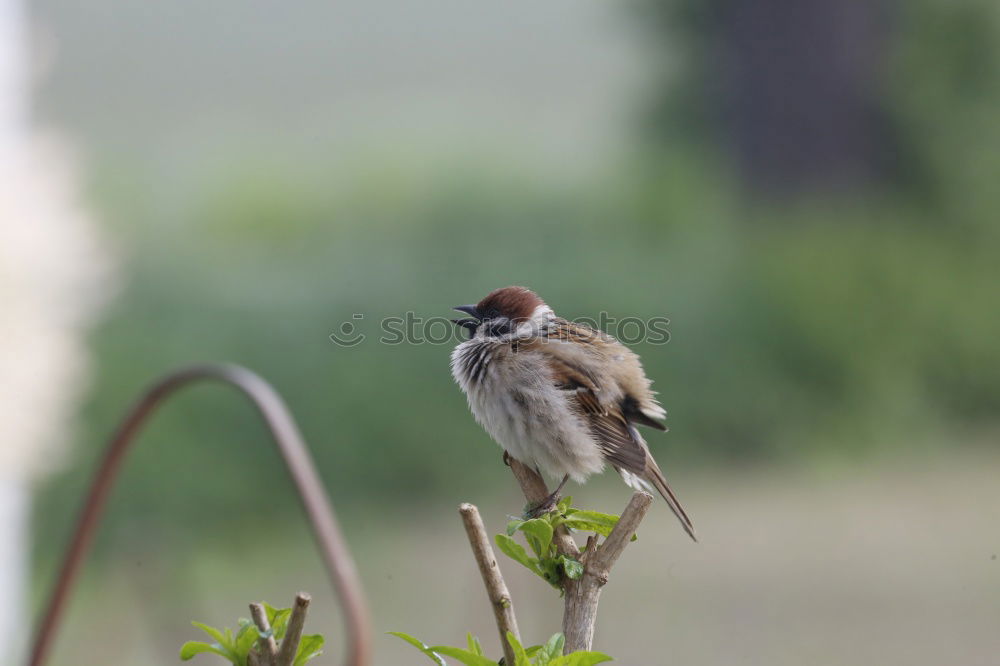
top-left (459, 502), bottom-right (520, 666)
top-left (249, 602), bottom-right (278, 666)
top-left (276, 592), bottom-right (312, 666)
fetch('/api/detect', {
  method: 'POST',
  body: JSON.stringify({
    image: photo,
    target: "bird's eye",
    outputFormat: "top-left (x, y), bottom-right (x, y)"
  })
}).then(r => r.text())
top-left (485, 317), bottom-right (511, 336)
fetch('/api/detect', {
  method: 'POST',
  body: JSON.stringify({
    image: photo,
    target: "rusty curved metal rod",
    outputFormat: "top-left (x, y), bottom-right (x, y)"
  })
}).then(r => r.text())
top-left (28, 363), bottom-right (372, 666)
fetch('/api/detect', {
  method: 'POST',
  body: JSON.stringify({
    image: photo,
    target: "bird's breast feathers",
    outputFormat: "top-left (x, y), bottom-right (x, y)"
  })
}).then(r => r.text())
top-left (451, 336), bottom-right (608, 481)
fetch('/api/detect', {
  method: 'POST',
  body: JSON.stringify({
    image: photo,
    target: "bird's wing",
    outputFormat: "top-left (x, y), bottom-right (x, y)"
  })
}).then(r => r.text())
top-left (523, 321), bottom-right (695, 540)
top-left (543, 317), bottom-right (610, 346)
top-left (563, 365), bottom-right (696, 541)
top-left (572, 385), bottom-right (649, 472)
top-left (519, 327), bottom-right (647, 469)
top-left (623, 397), bottom-right (668, 431)
top-left (546, 318), bottom-right (668, 431)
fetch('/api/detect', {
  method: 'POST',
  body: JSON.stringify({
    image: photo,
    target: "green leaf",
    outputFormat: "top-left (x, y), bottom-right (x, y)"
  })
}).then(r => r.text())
top-left (234, 620), bottom-right (260, 660)
top-left (387, 632), bottom-right (447, 666)
top-left (561, 510), bottom-right (620, 537)
top-left (559, 556), bottom-right (584, 580)
top-left (191, 622), bottom-right (229, 648)
top-left (516, 519), bottom-right (554, 558)
top-left (293, 634), bottom-right (325, 666)
top-left (536, 633), bottom-right (565, 664)
top-left (429, 645), bottom-right (500, 666)
top-left (556, 496), bottom-right (574, 515)
top-left (262, 603), bottom-right (281, 625)
top-left (466, 633), bottom-right (485, 656)
top-left (506, 519), bottom-right (525, 536)
top-left (183, 604), bottom-right (327, 666)
top-left (538, 557), bottom-right (562, 588)
top-left (505, 631), bottom-right (531, 666)
top-left (263, 603), bottom-right (291, 641)
top-left (179, 641), bottom-right (238, 664)
top-left (524, 645), bottom-right (543, 658)
top-left (190, 623), bottom-right (239, 661)
top-left (495, 534), bottom-right (541, 576)
top-left (547, 651), bottom-right (614, 665)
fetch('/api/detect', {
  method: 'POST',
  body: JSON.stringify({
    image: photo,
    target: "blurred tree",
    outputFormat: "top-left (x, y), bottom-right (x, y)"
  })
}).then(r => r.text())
top-left (639, 0), bottom-right (893, 194)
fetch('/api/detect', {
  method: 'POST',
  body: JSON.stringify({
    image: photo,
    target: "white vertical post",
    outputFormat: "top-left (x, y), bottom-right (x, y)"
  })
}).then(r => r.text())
top-left (0, 0), bottom-right (27, 156)
top-left (0, 480), bottom-right (28, 662)
top-left (0, 0), bottom-right (29, 661)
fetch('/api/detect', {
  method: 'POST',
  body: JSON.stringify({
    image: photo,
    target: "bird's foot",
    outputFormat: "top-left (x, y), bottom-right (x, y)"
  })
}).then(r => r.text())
top-left (524, 492), bottom-right (561, 519)
top-left (523, 474), bottom-right (570, 518)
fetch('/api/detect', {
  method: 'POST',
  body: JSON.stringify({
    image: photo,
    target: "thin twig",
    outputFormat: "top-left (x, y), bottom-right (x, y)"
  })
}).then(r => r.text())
top-left (276, 592), bottom-right (311, 666)
top-left (250, 602), bottom-right (278, 666)
top-left (581, 535), bottom-right (599, 566)
top-left (590, 491), bottom-right (653, 575)
top-left (459, 503), bottom-right (520, 665)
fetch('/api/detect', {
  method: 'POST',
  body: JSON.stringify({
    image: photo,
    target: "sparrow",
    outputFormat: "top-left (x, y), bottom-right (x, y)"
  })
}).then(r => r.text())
top-left (450, 286), bottom-right (696, 541)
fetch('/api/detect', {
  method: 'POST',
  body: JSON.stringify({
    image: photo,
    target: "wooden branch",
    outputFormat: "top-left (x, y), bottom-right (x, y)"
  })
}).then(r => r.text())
top-left (507, 457), bottom-right (579, 558)
top-left (506, 453), bottom-right (655, 655)
top-left (590, 491), bottom-right (652, 574)
top-left (506, 456), bottom-right (551, 506)
top-left (276, 592), bottom-right (311, 666)
top-left (250, 602), bottom-right (278, 666)
top-left (562, 491), bottom-right (653, 653)
top-left (459, 503), bottom-right (520, 666)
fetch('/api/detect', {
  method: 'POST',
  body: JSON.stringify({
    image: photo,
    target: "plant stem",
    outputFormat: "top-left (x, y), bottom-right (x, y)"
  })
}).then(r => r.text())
top-left (562, 491), bottom-right (652, 652)
top-left (506, 454), bottom-right (654, 654)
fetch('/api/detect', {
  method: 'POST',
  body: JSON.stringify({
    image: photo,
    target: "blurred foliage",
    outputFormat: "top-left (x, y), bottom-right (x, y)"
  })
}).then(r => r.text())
top-left (392, 630), bottom-right (612, 666)
top-left (34, 150), bottom-right (1000, 554)
top-left (33, 0), bottom-right (1000, 558)
top-left (886, 0), bottom-right (1000, 224)
top-left (180, 601), bottom-right (323, 665)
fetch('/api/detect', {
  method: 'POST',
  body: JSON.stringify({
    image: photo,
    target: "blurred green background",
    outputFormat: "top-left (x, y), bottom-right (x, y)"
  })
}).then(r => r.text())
top-left (28, 0), bottom-right (1000, 664)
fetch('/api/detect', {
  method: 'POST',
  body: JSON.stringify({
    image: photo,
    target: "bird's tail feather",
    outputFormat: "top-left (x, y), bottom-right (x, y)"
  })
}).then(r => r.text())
top-left (645, 464), bottom-right (697, 542)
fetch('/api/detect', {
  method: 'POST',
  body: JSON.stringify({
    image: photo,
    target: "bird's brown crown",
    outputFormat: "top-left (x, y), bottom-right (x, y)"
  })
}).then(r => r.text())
top-left (477, 286), bottom-right (545, 323)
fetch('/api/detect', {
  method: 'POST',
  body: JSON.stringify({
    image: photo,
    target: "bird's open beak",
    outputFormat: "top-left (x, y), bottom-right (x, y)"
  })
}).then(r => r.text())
top-left (450, 317), bottom-right (479, 334)
top-left (452, 305), bottom-right (481, 338)
top-left (453, 304), bottom-right (481, 319)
